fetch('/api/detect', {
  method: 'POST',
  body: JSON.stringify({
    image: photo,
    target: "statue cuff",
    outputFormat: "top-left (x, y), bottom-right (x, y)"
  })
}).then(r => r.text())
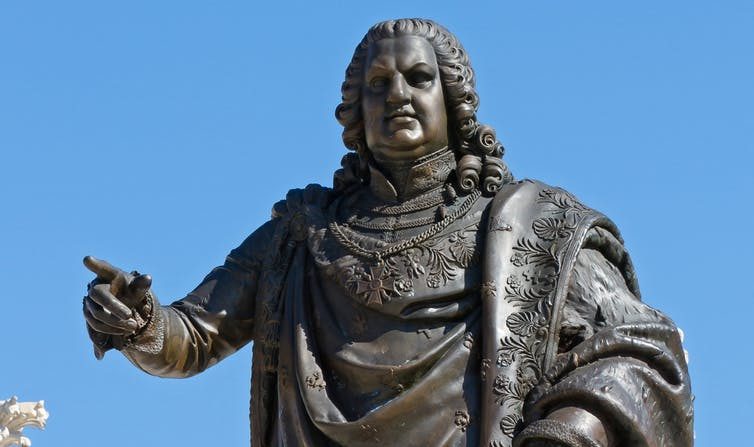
top-left (123, 292), bottom-right (165, 355)
top-left (513, 419), bottom-right (602, 447)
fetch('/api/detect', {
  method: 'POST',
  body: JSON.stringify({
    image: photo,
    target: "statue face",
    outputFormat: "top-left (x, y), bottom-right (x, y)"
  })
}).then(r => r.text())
top-left (362, 36), bottom-right (448, 163)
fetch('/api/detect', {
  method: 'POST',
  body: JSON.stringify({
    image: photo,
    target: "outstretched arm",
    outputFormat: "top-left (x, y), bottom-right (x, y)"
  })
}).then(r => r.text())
top-left (83, 219), bottom-right (278, 378)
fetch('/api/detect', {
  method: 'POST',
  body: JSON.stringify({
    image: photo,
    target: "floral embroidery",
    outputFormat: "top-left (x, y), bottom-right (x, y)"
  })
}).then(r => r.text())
top-left (532, 217), bottom-right (575, 240)
top-left (537, 188), bottom-right (587, 215)
top-left (333, 223), bottom-right (481, 305)
top-left (463, 332), bottom-right (474, 349)
top-left (506, 275), bottom-right (522, 289)
top-left (454, 410), bottom-right (471, 432)
top-left (506, 312), bottom-right (542, 337)
top-left (393, 277), bottom-right (414, 294)
top-left (496, 347), bottom-right (515, 367)
top-left (414, 155), bottom-right (454, 190)
top-left (492, 374), bottom-right (527, 406)
top-left (491, 186), bottom-right (590, 442)
top-left (448, 229), bottom-right (477, 266)
top-left (305, 371), bottom-right (326, 391)
top-left (401, 249), bottom-right (425, 278)
top-left (499, 414), bottom-right (521, 436)
top-left (419, 224), bottom-right (478, 288)
top-left (505, 263), bottom-right (558, 310)
top-left (510, 238), bottom-right (557, 269)
top-left (480, 358), bottom-right (491, 382)
top-left (492, 374), bottom-right (507, 398)
top-left (481, 281), bottom-right (497, 300)
top-left (497, 336), bottom-right (540, 374)
top-left (510, 252), bottom-right (526, 267)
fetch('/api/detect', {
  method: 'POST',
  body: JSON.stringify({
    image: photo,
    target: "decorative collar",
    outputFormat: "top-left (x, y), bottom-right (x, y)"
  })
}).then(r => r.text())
top-left (368, 148), bottom-right (456, 202)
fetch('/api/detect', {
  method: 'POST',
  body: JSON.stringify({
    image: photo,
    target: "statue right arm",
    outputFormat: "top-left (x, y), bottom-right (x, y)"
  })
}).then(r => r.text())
top-left (120, 219), bottom-right (279, 378)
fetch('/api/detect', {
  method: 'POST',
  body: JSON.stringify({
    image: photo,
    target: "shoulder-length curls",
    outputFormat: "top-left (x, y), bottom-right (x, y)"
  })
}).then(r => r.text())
top-left (333, 18), bottom-right (513, 196)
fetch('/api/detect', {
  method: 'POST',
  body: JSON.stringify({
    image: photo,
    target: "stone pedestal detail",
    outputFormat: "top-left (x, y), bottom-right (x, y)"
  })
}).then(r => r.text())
top-left (0, 398), bottom-right (48, 447)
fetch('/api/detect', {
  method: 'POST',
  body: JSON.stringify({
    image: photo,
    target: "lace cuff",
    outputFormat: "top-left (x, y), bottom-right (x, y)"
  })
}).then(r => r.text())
top-left (123, 291), bottom-right (165, 355)
top-left (513, 419), bottom-right (602, 447)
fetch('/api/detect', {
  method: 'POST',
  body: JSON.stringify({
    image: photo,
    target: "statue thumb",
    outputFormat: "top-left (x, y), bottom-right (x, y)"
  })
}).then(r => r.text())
top-left (128, 274), bottom-right (152, 305)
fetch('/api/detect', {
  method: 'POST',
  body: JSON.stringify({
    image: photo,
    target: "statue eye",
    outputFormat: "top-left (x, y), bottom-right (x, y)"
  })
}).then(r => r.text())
top-left (407, 72), bottom-right (433, 88)
top-left (369, 77), bottom-right (388, 90)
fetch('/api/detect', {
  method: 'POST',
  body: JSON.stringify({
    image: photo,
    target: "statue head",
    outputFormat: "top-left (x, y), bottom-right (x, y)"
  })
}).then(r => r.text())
top-left (334, 18), bottom-right (512, 195)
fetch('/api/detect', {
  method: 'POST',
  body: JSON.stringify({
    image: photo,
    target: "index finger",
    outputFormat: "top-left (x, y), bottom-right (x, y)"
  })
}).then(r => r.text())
top-left (83, 256), bottom-right (121, 281)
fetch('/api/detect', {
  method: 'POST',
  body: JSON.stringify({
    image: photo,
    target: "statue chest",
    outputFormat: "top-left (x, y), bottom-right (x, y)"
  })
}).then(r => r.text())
top-left (308, 195), bottom-right (490, 316)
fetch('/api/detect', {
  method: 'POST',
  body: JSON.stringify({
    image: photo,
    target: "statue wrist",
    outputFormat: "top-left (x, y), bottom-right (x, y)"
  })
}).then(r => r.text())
top-left (122, 291), bottom-right (165, 355)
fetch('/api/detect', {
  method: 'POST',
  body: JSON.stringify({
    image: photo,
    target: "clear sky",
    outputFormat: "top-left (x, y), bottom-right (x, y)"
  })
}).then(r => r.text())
top-left (1, 1), bottom-right (751, 445)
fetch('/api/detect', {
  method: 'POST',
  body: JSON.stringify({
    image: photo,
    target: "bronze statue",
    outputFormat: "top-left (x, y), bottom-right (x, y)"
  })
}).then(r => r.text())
top-left (82, 19), bottom-right (693, 447)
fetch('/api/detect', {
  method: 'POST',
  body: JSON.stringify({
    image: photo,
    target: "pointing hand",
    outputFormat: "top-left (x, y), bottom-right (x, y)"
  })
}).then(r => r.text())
top-left (82, 256), bottom-right (154, 359)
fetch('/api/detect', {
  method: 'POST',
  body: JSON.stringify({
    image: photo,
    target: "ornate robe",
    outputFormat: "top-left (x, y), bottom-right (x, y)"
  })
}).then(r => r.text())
top-left (122, 152), bottom-right (693, 446)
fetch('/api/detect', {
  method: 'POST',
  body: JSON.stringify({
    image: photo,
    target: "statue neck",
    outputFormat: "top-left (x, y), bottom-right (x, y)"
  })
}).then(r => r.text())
top-left (367, 148), bottom-right (456, 202)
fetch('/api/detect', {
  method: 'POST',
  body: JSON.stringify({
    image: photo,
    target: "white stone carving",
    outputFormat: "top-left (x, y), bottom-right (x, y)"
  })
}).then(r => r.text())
top-left (0, 397), bottom-right (48, 447)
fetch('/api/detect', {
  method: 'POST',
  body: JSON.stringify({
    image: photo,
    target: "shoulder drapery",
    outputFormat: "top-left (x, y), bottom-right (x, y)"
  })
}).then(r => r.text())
top-left (480, 180), bottom-right (692, 447)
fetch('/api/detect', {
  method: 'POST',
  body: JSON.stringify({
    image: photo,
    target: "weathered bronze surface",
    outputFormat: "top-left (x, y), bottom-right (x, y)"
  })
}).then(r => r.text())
top-left (82, 19), bottom-right (693, 447)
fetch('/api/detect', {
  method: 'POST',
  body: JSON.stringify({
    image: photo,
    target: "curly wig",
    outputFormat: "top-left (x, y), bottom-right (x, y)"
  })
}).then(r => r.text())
top-left (333, 18), bottom-right (513, 196)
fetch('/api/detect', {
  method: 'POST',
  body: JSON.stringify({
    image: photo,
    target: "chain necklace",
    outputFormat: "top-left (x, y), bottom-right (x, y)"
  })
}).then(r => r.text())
top-left (363, 186), bottom-right (448, 215)
top-left (347, 214), bottom-right (438, 231)
top-left (328, 189), bottom-right (481, 264)
top-left (348, 184), bottom-right (458, 231)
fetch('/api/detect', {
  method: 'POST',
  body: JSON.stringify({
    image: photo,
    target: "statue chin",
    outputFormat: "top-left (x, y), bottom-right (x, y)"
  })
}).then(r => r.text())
top-left (371, 136), bottom-right (450, 164)
top-left (390, 128), bottom-right (421, 142)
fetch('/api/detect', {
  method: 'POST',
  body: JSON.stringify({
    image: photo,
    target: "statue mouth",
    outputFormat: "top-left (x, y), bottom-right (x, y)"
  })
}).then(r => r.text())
top-left (386, 108), bottom-right (417, 120)
top-left (386, 109), bottom-right (418, 126)
top-left (388, 115), bottom-right (417, 125)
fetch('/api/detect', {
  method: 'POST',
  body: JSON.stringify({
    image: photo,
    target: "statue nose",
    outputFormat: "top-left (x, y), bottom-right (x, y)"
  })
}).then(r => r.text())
top-left (386, 75), bottom-right (410, 106)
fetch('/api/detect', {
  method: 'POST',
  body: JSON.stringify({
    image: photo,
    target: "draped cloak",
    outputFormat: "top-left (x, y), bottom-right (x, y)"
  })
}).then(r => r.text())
top-left (122, 178), bottom-right (693, 447)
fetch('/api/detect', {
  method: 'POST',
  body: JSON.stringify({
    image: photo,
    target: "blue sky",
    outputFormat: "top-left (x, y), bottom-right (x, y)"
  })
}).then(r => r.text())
top-left (1, 1), bottom-right (751, 445)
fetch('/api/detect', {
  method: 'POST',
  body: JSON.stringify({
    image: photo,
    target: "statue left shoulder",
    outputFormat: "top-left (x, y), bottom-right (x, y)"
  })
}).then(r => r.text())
top-left (488, 179), bottom-right (612, 237)
top-left (490, 178), bottom-right (629, 274)
top-left (491, 179), bottom-right (596, 216)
